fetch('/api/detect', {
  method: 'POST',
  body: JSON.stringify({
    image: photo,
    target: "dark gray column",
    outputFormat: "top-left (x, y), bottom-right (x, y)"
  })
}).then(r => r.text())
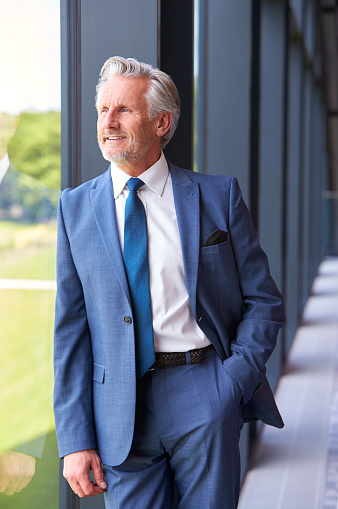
top-left (301, 67), bottom-right (313, 307)
top-left (289, 0), bottom-right (303, 29)
top-left (160, 0), bottom-right (194, 169)
top-left (285, 37), bottom-right (302, 351)
top-left (308, 82), bottom-right (324, 283)
top-left (259, 0), bottom-right (286, 289)
top-left (258, 0), bottom-right (287, 387)
top-left (60, 0), bottom-right (82, 190)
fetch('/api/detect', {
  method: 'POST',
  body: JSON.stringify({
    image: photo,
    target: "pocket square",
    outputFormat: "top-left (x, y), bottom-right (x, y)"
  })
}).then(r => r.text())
top-left (204, 229), bottom-right (228, 247)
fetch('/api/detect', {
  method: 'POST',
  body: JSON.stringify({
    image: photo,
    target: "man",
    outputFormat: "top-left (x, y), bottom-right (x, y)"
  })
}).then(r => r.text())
top-left (54, 56), bottom-right (285, 508)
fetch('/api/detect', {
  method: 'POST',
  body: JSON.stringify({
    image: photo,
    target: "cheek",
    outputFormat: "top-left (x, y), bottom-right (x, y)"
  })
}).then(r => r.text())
top-left (97, 122), bottom-right (107, 142)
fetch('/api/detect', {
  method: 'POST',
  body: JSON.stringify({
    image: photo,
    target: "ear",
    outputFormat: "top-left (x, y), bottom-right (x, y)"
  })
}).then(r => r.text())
top-left (155, 112), bottom-right (172, 139)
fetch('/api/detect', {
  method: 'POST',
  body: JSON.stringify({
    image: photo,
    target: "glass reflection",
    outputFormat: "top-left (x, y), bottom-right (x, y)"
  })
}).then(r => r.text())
top-left (0, 0), bottom-right (60, 506)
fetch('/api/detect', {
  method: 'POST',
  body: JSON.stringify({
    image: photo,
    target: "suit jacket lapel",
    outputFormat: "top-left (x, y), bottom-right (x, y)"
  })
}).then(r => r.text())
top-left (90, 168), bottom-right (131, 306)
top-left (169, 163), bottom-right (200, 318)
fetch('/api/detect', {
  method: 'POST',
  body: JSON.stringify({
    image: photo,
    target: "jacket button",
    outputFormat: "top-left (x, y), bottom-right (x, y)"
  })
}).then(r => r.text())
top-left (124, 316), bottom-right (132, 324)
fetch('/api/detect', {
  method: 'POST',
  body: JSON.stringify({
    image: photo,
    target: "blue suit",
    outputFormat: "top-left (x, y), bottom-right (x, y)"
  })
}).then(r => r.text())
top-left (53, 162), bottom-right (285, 490)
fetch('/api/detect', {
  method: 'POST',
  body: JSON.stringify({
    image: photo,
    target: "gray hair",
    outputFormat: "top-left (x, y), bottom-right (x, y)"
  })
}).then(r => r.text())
top-left (96, 56), bottom-right (180, 148)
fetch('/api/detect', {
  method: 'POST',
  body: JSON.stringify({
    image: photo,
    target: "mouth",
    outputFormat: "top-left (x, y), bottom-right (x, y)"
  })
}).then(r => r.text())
top-left (103, 132), bottom-right (127, 142)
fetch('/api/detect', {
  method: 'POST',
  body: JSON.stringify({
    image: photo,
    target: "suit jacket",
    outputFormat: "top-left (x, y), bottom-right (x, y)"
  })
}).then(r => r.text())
top-left (53, 162), bottom-right (286, 466)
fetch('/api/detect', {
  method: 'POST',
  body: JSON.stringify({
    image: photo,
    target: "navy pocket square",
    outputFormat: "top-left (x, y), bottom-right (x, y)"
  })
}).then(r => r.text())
top-left (204, 229), bottom-right (228, 247)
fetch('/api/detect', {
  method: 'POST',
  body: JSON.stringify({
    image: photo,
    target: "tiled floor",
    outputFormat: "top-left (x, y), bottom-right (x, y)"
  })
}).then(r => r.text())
top-left (238, 257), bottom-right (338, 509)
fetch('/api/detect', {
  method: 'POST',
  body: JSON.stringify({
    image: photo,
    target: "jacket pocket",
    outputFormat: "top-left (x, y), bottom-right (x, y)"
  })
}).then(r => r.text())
top-left (200, 239), bottom-right (231, 260)
top-left (93, 362), bottom-right (105, 384)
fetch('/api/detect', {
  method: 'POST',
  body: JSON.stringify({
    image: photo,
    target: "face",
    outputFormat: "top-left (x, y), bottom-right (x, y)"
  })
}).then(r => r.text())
top-left (97, 76), bottom-right (166, 175)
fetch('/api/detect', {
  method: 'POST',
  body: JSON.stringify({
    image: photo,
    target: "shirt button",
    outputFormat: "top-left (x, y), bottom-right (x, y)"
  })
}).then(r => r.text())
top-left (124, 316), bottom-right (132, 324)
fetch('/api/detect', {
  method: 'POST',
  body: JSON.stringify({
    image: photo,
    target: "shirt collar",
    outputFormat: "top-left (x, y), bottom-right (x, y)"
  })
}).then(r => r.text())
top-left (110, 151), bottom-right (169, 199)
top-left (0, 153), bottom-right (10, 185)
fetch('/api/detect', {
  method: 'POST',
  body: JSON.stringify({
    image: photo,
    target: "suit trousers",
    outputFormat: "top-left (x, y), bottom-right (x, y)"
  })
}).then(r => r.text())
top-left (103, 348), bottom-right (243, 509)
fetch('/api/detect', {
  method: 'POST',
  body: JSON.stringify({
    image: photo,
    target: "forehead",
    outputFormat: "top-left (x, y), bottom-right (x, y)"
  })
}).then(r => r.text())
top-left (97, 76), bottom-right (150, 107)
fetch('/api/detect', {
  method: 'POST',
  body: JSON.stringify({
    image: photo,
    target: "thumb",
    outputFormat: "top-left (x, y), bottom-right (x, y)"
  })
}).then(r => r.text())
top-left (92, 461), bottom-right (107, 490)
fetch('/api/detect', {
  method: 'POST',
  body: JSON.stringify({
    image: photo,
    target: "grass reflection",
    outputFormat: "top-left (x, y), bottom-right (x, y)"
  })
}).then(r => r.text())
top-left (0, 217), bottom-right (59, 505)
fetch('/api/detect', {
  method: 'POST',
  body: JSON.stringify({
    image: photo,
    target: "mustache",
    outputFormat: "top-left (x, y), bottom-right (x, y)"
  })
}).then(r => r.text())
top-left (102, 130), bottom-right (127, 140)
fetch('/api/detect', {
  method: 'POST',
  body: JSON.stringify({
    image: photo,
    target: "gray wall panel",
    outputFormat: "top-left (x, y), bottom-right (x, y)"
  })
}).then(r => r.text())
top-left (203, 1), bottom-right (252, 202)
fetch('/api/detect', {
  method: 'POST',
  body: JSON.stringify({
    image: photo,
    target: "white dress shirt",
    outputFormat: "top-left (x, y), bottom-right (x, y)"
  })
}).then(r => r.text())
top-left (111, 152), bottom-right (210, 353)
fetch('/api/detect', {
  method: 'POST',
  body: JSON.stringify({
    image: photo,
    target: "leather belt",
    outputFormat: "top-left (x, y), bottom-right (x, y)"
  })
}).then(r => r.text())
top-left (150, 344), bottom-right (214, 370)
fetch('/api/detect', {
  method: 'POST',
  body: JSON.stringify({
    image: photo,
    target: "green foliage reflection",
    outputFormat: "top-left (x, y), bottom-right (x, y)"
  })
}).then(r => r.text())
top-left (8, 111), bottom-right (61, 190)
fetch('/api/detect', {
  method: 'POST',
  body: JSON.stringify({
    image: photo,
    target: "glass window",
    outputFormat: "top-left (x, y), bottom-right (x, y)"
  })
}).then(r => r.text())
top-left (0, 1), bottom-right (60, 507)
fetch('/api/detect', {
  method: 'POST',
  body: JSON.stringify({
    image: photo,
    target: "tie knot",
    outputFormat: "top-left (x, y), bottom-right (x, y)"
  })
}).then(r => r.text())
top-left (127, 178), bottom-right (144, 193)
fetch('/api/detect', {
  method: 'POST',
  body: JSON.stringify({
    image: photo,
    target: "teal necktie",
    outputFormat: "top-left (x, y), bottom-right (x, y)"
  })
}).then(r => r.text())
top-left (124, 178), bottom-right (155, 377)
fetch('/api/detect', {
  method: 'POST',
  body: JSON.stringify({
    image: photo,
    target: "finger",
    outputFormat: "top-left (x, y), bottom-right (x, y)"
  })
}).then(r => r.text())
top-left (0, 477), bottom-right (10, 493)
top-left (78, 478), bottom-right (105, 497)
top-left (4, 476), bottom-right (20, 496)
top-left (73, 481), bottom-right (105, 498)
top-left (14, 472), bottom-right (33, 493)
top-left (14, 455), bottom-right (34, 493)
top-left (92, 460), bottom-right (107, 490)
top-left (64, 465), bottom-right (91, 496)
top-left (70, 481), bottom-right (86, 498)
top-left (4, 469), bottom-right (22, 496)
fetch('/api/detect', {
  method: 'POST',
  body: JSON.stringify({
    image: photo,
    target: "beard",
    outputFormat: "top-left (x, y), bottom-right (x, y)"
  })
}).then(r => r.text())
top-left (98, 128), bottom-right (155, 166)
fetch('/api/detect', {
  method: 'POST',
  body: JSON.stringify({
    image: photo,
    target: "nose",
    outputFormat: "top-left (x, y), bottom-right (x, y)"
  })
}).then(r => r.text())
top-left (103, 109), bottom-right (119, 129)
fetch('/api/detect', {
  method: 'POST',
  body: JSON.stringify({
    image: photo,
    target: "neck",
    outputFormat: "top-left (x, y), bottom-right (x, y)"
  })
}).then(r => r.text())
top-left (113, 151), bottom-right (162, 177)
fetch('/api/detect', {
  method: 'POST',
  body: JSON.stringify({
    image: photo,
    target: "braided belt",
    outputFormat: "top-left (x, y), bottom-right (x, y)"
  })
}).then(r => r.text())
top-left (152, 344), bottom-right (214, 369)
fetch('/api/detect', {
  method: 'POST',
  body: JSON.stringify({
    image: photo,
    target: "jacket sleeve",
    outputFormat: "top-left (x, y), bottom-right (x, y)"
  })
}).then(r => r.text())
top-left (53, 193), bottom-right (97, 458)
top-left (222, 177), bottom-right (286, 404)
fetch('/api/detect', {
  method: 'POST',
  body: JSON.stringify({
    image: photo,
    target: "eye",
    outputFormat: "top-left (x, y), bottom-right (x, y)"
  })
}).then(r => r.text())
top-left (98, 107), bottom-right (109, 116)
top-left (121, 107), bottom-right (130, 113)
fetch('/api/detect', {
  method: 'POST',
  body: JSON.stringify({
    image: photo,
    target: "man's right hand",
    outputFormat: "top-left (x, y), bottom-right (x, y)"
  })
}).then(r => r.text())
top-left (63, 449), bottom-right (107, 498)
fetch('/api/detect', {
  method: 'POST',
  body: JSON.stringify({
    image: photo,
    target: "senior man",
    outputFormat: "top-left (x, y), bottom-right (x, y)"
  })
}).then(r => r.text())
top-left (54, 56), bottom-right (285, 508)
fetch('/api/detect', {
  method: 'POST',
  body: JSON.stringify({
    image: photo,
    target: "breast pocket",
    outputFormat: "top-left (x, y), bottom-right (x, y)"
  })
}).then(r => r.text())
top-left (199, 238), bottom-right (240, 297)
top-left (200, 239), bottom-right (232, 261)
